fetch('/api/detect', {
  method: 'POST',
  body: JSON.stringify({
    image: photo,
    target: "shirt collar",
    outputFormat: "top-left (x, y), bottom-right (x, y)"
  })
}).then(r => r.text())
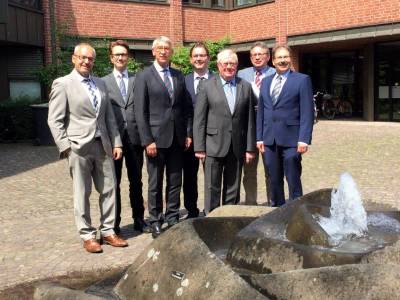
top-left (220, 75), bottom-right (236, 86)
top-left (73, 69), bottom-right (92, 82)
top-left (154, 61), bottom-right (169, 72)
top-left (194, 70), bottom-right (209, 80)
top-left (274, 70), bottom-right (290, 80)
top-left (113, 68), bottom-right (128, 79)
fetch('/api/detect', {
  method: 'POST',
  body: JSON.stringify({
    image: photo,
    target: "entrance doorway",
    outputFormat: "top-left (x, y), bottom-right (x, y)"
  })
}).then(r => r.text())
top-left (375, 41), bottom-right (400, 121)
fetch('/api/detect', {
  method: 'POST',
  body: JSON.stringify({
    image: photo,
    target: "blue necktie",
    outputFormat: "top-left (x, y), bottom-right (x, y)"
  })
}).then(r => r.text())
top-left (225, 81), bottom-right (235, 114)
top-left (83, 78), bottom-right (98, 113)
top-left (271, 75), bottom-right (282, 105)
top-left (119, 74), bottom-right (127, 103)
top-left (162, 69), bottom-right (174, 98)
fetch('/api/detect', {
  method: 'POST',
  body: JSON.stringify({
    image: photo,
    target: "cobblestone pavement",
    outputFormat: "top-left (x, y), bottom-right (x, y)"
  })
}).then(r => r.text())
top-left (0, 120), bottom-right (400, 296)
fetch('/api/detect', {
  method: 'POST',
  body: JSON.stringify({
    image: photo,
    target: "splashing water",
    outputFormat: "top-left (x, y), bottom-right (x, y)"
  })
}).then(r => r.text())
top-left (318, 173), bottom-right (368, 243)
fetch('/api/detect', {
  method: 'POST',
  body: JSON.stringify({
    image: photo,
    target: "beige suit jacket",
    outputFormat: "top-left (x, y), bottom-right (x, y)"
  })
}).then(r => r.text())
top-left (48, 69), bottom-right (122, 158)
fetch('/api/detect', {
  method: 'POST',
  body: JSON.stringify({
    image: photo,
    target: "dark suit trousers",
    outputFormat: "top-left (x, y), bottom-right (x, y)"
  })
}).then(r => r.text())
top-left (114, 132), bottom-right (145, 229)
top-left (183, 146), bottom-right (200, 217)
top-left (146, 138), bottom-right (183, 225)
top-left (262, 143), bottom-right (303, 206)
top-left (204, 146), bottom-right (242, 214)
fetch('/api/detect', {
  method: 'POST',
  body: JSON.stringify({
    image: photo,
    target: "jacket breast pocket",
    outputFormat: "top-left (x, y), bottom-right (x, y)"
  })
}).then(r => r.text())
top-left (206, 128), bottom-right (218, 135)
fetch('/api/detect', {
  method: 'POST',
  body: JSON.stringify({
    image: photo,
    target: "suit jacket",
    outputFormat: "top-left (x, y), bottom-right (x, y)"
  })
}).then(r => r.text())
top-left (48, 70), bottom-right (122, 157)
top-left (237, 66), bottom-right (276, 85)
top-left (134, 65), bottom-right (193, 148)
top-left (102, 71), bottom-right (141, 145)
top-left (184, 71), bottom-right (214, 108)
top-left (193, 75), bottom-right (256, 159)
top-left (256, 70), bottom-right (314, 147)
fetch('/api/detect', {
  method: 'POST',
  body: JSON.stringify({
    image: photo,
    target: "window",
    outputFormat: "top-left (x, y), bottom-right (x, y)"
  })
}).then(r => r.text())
top-left (9, 0), bottom-right (42, 10)
top-left (212, 0), bottom-right (225, 7)
top-left (183, 0), bottom-right (202, 4)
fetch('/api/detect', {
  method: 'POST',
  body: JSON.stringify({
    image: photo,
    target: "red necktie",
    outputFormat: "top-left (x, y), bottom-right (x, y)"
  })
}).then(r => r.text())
top-left (255, 70), bottom-right (261, 89)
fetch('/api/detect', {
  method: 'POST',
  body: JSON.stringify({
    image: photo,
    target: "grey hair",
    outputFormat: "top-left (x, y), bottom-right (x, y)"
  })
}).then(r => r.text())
top-left (217, 49), bottom-right (238, 64)
top-left (152, 36), bottom-right (172, 49)
top-left (250, 41), bottom-right (270, 55)
top-left (74, 43), bottom-right (96, 57)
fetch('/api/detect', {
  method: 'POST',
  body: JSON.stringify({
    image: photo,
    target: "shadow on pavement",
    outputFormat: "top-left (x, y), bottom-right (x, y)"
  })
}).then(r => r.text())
top-left (0, 143), bottom-right (59, 179)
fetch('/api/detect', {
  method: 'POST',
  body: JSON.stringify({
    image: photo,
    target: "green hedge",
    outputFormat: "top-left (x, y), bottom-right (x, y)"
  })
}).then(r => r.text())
top-left (0, 97), bottom-right (44, 142)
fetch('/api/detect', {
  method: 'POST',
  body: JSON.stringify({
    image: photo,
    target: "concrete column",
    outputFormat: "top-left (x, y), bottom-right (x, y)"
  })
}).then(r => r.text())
top-left (362, 44), bottom-right (374, 121)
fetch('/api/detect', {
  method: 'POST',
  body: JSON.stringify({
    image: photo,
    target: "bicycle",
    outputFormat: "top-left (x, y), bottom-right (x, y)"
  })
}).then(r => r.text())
top-left (314, 91), bottom-right (353, 120)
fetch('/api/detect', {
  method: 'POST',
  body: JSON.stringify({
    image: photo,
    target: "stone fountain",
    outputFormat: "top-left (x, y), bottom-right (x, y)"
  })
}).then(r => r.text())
top-left (34, 174), bottom-right (400, 299)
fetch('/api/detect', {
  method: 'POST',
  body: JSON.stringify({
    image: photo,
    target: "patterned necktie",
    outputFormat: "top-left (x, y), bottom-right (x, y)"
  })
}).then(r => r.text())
top-left (196, 76), bottom-right (205, 94)
top-left (162, 69), bottom-right (174, 98)
top-left (83, 78), bottom-right (98, 113)
top-left (225, 81), bottom-right (235, 114)
top-left (271, 75), bottom-right (282, 105)
top-left (119, 74), bottom-right (127, 103)
top-left (255, 70), bottom-right (261, 89)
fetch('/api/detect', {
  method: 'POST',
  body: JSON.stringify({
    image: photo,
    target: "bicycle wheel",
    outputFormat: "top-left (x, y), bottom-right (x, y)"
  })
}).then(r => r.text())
top-left (322, 99), bottom-right (336, 120)
top-left (339, 101), bottom-right (353, 118)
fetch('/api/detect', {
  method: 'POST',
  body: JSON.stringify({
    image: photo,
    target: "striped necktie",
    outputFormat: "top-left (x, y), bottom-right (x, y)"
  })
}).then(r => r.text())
top-left (162, 69), bottom-right (174, 98)
top-left (225, 81), bottom-right (235, 114)
top-left (271, 75), bottom-right (282, 105)
top-left (255, 70), bottom-right (261, 89)
top-left (119, 73), bottom-right (127, 103)
top-left (83, 78), bottom-right (98, 113)
top-left (196, 76), bottom-right (205, 94)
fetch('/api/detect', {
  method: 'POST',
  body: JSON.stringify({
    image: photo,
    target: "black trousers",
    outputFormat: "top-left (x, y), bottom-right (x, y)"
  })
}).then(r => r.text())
top-left (182, 146), bottom-right (200, 217)
top-left (204, 146), bottom-right (242, 214)
top-left (114, 133), bottom-right (145, 229)
top-left (146, 138), bottom-right (183, 225)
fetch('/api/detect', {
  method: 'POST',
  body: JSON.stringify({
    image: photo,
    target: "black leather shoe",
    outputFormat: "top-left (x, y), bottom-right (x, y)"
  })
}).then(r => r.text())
top-left (133, 218), bottom-right (151, 233)
top-left (151, 223), bottom-right (162, 239)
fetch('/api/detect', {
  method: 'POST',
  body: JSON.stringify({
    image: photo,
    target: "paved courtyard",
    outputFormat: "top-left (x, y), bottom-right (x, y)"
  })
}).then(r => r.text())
top-left (0, 120), bottom-right (400, 297)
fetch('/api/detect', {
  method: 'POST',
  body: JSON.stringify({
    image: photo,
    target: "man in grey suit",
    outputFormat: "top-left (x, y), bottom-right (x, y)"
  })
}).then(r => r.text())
top-left (48, 43), bottom-right (128, 253)
top-left (183, 42), bottom-right (213, 219)
top-left (102, 40), bottom-right (149, 234)
top-left (134, 36), bottom-right (193, 238)
top-left (238, 41), bottom-right (276, 206)
top-left (194, 49), bottom-right (256, 214)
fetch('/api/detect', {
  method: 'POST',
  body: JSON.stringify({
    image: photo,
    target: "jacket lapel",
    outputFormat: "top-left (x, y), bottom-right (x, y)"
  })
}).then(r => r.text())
top-left (109, 74), bottom-right (126, 107)
top-left (70, 72), bottom-right (96, 116)
top-left (150, 65), bottom-right (170, 100)
top-left (233, 77), bottom-right (242, 115)
top-left (274, 70), bottom-right (292, 106)
top-left (126, 72), bottom-right (135, 106)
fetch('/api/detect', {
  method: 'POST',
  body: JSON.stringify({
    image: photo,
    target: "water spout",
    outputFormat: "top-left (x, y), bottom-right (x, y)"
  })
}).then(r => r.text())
top-left (317, 173), bottom-right (368, 243)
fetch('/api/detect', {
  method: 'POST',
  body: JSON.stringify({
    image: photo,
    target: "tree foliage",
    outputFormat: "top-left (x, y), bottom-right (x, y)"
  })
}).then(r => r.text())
top-left (171, 37), bottom-right (230, 75)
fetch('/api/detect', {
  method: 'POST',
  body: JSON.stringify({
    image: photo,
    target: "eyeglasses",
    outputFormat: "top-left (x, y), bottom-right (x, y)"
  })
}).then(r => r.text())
top-left (220, 62), bottom-right (237, 67)
top-left (251, 53), bottom-right (268, 57)
top-left (192, 54), bottom-right (208, 58)
top-left (75, 55), bottom-right (95, 63)
top-left (275, 55), bottom-right (291, 60)
top-left (112, 53), bottom-right (128, 58)
top-left (155, 46), bottom-right (171, 52)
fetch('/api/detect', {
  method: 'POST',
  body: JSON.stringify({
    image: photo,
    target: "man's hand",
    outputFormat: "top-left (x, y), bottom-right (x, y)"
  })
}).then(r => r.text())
top-left (245, 152), bottom-right (255, 164)
top-left (146, 142), bottom-right (157, 157)
top-left (256, 142), bottom-right (265, 154)
top-left (184, 137), bottom-right (192, 151)
top-left (195, 151), bottom-right (206, 164)
top-left (113, 147), bottom-right (123, 160)
top-left (297, 143), bottom-right (308, 154)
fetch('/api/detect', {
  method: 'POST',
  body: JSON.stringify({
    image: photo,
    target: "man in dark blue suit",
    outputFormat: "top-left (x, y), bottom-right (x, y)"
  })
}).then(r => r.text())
top-left (256, 44), bottom-right (314, 207)
top-left (183, 42), bottom-right (213, 218)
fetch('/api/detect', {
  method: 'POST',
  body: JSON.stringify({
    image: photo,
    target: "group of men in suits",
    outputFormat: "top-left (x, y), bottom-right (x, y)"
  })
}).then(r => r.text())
top-left (47, 37), bottom-right (314, 253)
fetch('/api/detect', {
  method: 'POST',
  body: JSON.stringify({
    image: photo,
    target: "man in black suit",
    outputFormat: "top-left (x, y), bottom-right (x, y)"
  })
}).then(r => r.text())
top-left (194, 49), bottom-right (256, 214)
top-left (134, 36), bottom-right (193, 238)
top-left (183, 42), bottom-right (213, 219)
top-left (102, 40), bottom-right (149, 234)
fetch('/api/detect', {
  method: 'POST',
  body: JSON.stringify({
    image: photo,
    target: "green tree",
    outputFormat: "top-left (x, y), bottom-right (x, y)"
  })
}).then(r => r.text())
top-left (171, 37), bottom-right (230, 75)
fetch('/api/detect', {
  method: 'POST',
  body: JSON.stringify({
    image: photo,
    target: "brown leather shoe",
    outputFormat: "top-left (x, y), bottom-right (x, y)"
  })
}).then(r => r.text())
top-left (83, 239), bottom-right (102, 253)
top-left (102, 234), bottom-right (128, 247)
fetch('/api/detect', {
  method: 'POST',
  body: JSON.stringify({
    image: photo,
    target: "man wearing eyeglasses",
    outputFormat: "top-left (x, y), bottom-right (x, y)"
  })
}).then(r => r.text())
top-left (194, 49), bottom-right (256, 214)
top-left (238, 41), bottom-right (275, 206)
top-left (256, 44), bottom-right (314, 207)
top-left (183, 42), bottom-right (213, 219)
top-left (48, 43), bottom-right (128, 253)
top-left (134, 36), bottom-right (193, 238)
top-left (102, 40), bottom-right (149, 235)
